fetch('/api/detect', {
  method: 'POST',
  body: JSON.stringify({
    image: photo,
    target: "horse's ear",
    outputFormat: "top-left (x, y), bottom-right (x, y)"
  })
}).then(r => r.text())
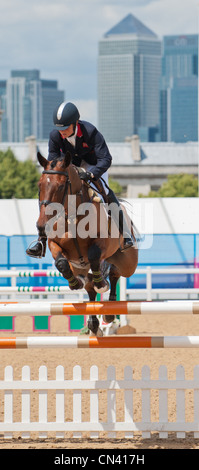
top-left (37, 152), bottom-right (48, 168)
top-left (64, 151), bottom-right (72, 167)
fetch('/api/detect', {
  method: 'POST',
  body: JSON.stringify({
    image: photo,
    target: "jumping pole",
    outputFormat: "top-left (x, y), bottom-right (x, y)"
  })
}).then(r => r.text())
top-left (1, 335), bottom-right (199, 349)
top-left (0, 300), bottom-right (198, 316)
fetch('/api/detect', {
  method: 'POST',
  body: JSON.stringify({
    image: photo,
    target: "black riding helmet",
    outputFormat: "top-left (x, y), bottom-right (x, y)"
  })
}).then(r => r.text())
top-left (53, 102), bottom-right (80, 130)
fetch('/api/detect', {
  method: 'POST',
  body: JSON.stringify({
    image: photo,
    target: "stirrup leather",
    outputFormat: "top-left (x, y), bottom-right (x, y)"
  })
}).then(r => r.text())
top-left (120, 236), bottom-right (134, 252)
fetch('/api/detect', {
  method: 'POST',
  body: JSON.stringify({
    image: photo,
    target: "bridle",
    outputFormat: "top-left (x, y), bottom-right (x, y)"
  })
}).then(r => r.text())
top-left (38, 166), bottom-right (92, 267)
top-left (39, 169), bottom-right (71, 209)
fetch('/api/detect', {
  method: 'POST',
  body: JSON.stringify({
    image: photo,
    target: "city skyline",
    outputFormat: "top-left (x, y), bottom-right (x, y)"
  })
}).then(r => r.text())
top-left (98, 14), bottom-right (162, 142)
top-left (0, 70), bottom-right (64, 142)
top-left (0, 0), bottom-right (198, 125)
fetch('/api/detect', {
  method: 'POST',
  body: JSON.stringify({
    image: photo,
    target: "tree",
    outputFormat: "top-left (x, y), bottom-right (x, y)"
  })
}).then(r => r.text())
top-left (0, 149), bottom-right (125, 199)
top-left (139, 173), bottom-right (198, 198)
top-left (108, 177), bottom-right (123, 195)
top-left (0, 149), bottom-right (40, 199)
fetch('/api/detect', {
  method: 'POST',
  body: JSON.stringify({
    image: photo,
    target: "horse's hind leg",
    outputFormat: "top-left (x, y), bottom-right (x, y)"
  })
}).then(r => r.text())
top-left (85, 275), bottom-right (103, 337)
top-left (88, 244), bottom-right (109, 293)
top-left (103, 264), bottom-right (120, 323)
top-left (87, 315), bottom-right (103, 336)
top-left (109, 264), bottom-right (120, 301)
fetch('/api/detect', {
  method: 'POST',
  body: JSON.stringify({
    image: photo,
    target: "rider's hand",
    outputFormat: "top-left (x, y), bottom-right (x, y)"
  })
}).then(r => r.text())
top-left (79, 171), bottom-right (94, 182)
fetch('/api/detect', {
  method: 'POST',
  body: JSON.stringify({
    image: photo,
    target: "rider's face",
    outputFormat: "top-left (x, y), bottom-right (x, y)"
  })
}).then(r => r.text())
top-left (59, 123), bottom-right (75, 139)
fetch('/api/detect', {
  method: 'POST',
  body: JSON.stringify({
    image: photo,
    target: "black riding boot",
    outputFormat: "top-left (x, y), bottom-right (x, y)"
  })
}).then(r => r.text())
top-left (107, 189), bottom-right (134, 250)
top-left (26, 237), bottom-right (47, 258)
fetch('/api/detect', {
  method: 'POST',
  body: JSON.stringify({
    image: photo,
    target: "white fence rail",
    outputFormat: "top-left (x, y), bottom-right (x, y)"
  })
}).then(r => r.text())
top-left (120, 267), bottom-right (199, 301)
top-left (0, 267), bottom-right (198, 301)
top-left (1, 364), bottom-right (199, 439)
top-left (0, 268), bottom-right (85, 301)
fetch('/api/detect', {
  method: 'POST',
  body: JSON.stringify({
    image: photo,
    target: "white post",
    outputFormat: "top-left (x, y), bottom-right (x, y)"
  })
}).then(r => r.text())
top-left (11, 267), bottom-right (16, 301)
top-left (146, 266), bottom-right (152, 301)
top-left (39, 366), bottom-right (48, 439)
top-left (119, 277), bottom-right (128, 326)
top-left (21, 366), bottom-right (31, 439)
top-left (73, 365), bottom-right (82, 438)
top-left (119, 276), bottom-right (126, 300)
top-left (4, 366), bottom-right (13, 439)
top-left (56, 365), bottom-right (65, 439)
top-left (90, 365), bottom-right (99, 438)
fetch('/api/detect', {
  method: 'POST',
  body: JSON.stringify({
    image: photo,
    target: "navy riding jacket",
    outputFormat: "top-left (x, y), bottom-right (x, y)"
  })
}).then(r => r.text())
top-left (48, 120), bottom-right (112, 180)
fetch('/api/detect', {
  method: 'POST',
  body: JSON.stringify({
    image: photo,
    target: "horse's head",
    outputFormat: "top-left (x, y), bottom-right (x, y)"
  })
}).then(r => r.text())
top-left (37, 150), bottom-right (71, 205)
top-left (37, 150), bottom-right (71, 172)
top-left (36, 151), bottom-right (82, 238)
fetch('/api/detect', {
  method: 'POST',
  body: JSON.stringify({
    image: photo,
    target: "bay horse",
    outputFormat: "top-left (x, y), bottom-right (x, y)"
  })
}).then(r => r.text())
top-left (36, 151), bottom-right (138, 336)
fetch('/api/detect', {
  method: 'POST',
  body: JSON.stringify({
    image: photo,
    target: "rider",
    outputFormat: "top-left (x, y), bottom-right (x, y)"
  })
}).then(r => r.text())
top-left (26, 101), bottom-right (134, 258)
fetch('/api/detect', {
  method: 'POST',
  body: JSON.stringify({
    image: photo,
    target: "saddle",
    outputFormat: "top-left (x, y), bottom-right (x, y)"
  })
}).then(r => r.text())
top-left (88, 179), bottom-right (109, 204)
top-left (76, 166), bottom-right (109, 204)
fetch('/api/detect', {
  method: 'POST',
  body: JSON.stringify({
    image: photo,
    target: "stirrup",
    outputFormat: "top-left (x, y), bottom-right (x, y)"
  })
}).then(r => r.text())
top-left (26, 239), bottom-right (46, 258)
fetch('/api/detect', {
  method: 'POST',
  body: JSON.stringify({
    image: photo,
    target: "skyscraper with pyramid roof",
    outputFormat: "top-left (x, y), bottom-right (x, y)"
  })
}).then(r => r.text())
top-left (98, 13), bottom-right (161, 142)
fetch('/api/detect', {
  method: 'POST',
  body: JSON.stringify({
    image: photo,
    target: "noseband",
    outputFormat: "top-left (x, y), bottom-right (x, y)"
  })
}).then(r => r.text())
top-left (39, 169), bottom-right (71, 208)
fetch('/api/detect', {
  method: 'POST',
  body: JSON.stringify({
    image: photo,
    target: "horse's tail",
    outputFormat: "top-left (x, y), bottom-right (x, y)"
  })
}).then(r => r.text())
top-left (119, 198), bottom-right (143, 243)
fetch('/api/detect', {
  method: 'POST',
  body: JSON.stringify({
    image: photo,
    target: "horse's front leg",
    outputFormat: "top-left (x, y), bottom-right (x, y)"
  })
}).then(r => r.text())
top-left (49, 241), bottom-right (84, 290)
top-left (88, 244), bottom-right (109, 293)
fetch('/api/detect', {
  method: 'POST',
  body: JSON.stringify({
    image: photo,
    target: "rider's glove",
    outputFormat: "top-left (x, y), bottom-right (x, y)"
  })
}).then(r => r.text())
top-left (79, 171), bottom-right (94, 183)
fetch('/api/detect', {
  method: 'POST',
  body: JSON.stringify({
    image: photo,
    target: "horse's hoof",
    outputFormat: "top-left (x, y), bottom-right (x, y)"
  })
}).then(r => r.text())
top-left (95, 328), bottom-right (103, 337)
top-left (89, 329), bottom-right (103, 337)
top-left (87, 317), bottom-right (100, 336)
top-left (94, 280), bottom-right (109, 294)
top-left (97, 328), bottom-right (103, 337)
top-left (103, 315), bottom-right (115, 323)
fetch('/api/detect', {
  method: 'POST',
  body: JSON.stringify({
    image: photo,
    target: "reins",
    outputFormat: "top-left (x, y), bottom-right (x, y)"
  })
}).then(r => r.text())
top-left (39, 167), bottom-right (86, 266)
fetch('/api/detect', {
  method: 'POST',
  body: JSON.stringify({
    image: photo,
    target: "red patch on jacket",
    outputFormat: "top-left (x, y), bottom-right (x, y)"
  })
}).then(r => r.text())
top-left (77, 123), bottom-right (83, 138)
top-left (82, 142), bottom-right (89, 148)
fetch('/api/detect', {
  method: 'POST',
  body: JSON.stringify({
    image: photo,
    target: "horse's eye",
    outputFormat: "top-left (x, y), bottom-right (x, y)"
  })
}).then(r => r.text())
top-left (58, 185), bottom-right (64, 192)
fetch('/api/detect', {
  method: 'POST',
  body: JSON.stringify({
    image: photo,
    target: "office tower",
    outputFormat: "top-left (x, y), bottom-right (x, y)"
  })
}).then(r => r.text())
top-left (160, 35), bottom-right (198, 142)
top-left (6, 70), bottom-right (43, 141)
top-left (0, 81), bottom-right (7, 141)
top-left (42, 80), bottom-right (64, 139)
top-left (98, 13), bottom-right (162, 142)
top-left (0, 70), bottom-right (64, 142)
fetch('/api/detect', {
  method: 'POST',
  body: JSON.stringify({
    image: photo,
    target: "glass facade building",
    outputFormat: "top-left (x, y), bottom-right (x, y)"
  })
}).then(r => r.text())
top-left (0, 80), bottom-right (7, 141)
top-left (41, 80), bottom-right (64, 140)
top-left (98, 14), bottom-right (162, 142)
top-left (160, 35), bottom-right (198, 142)
top-left (162, 35), bottom-right (198, 79)
top-left (0, 70), bottom-right (64, 142)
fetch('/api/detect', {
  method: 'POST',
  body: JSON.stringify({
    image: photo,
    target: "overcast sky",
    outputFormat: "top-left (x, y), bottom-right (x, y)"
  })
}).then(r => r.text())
top-left (0, 0), bottom-right (198, 124)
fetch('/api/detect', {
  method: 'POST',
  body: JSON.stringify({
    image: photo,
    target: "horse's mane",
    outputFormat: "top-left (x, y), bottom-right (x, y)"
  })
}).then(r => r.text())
top-left (49, 156), bottom-right (65, 168)
top-left (49, 159), bottom-right (58, 169)
top-left (49, 151), bottom-right (72, 169)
